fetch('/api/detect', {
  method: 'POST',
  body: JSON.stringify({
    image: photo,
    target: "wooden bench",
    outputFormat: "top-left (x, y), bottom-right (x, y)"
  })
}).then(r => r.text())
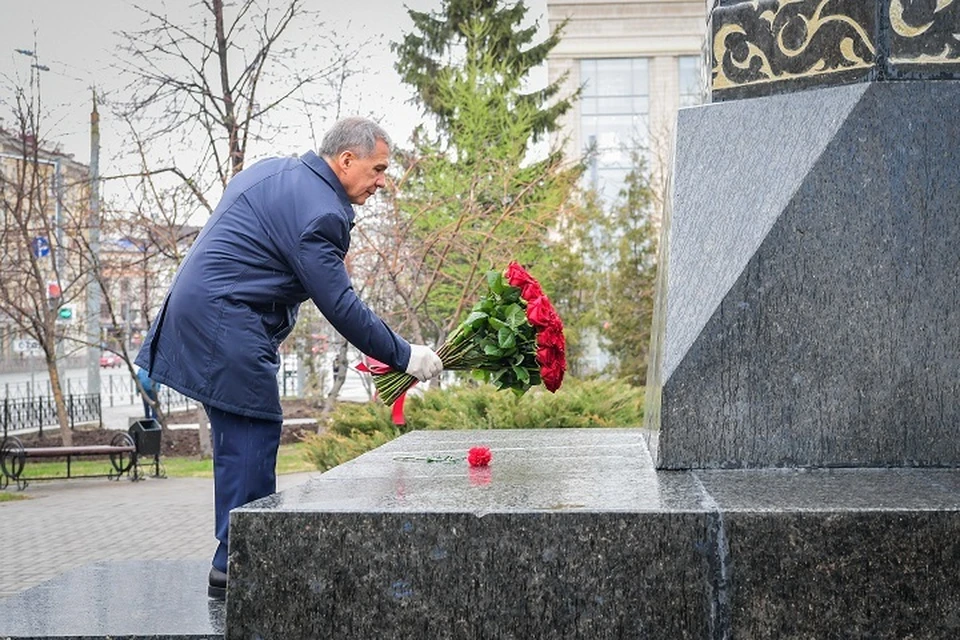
top-left (0, 433), bottom-right (138, 490)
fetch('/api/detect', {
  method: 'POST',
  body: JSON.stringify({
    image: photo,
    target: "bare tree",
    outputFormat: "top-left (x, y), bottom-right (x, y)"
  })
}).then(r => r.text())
top-left (104, 0), bottom-right (367, 449)
top-left (92, 142), bottom-right (205, 450)
top-left (0, 72), bottom-right (89, 446)
top-left (113, 0), bottom-right (358, 195)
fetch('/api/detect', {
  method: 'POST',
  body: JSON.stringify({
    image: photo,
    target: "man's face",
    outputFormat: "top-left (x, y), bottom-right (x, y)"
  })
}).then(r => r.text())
top-left (337, 139), bottom-right (390, 205)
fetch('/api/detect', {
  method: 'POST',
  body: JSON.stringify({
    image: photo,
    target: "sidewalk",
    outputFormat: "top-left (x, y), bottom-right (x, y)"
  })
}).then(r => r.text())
top-left (0, 468), bottom-right (315, 600)
top-left (0, 402), bottom-right (321, 600)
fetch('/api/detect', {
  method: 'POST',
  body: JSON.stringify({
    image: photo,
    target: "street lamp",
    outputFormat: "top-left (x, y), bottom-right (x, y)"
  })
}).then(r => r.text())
top-left (9, 48), bottom-right (102, 395)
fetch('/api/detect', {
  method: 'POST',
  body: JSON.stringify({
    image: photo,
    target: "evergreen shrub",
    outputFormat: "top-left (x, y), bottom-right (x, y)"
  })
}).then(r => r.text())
top-left (300, 378), bottom-right (645, 471)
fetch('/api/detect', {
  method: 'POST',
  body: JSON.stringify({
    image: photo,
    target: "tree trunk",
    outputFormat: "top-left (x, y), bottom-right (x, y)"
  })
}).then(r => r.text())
top-left (45, 350), bottom-right (72, 447)
top-left (212, 0), bottom-right (243, 178)
top-left (197, 404), bottom-right (213, 459)
top-left (318, 340), bottom-right (350, 433)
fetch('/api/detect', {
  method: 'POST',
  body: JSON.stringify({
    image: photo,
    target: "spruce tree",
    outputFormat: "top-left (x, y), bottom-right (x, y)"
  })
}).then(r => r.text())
top-left (393, 0), bottom-right (574, 146)
top-left (373, 0), bottom-right (585, 349)
top-left (599, 156), bottom-right (659, 385)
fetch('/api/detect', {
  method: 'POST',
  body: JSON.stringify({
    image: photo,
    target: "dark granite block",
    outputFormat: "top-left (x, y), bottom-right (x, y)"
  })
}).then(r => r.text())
top-left (225, 430), bottom-right (960, 639)
top-left (226, 430), bottom-right (716, 639)
top-left (229, 511), bottom-right (712, 639)
top-left (648, 80), bottom-right (960, 469)
top-left (725, 511), bottom-right (960, 636)
top-left (710, 0), bottom-right (878, 101)
top-left (0, 559), bottom-right (223, 639)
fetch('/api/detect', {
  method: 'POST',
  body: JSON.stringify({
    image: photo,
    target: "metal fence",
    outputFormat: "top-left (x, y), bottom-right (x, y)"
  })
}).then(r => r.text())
top-left (3, 362), bottom-right (301, 404)
top-left (2, 393), bottom-right (102, 438)
top-left (2, 376), bottom-right (198, 410)
top-left (156, 386), bottom-right (196, 413)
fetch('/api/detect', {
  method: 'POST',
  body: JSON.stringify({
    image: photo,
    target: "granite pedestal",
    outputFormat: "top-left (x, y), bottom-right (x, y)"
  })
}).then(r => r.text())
top-left (225, 429), bottom-right (960, 639)
top-left (645, 79), bottom-right (960, 469)
top-left (222, 2), bottom-right (960, 637)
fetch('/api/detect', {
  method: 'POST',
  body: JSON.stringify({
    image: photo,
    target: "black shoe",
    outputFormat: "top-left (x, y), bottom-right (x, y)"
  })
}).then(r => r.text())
top-left (208, 567), bottom-right (227, 600)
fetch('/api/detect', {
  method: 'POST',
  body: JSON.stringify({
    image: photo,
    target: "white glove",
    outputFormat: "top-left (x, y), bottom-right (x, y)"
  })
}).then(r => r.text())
top-left (405, 344), bottom-right (443, 382)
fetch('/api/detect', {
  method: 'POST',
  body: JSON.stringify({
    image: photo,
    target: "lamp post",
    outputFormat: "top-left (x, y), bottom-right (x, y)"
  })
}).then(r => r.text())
top-left (87, 92), bottom-right (101, 396)
top-left (11, 48), bottom-right (103, 395)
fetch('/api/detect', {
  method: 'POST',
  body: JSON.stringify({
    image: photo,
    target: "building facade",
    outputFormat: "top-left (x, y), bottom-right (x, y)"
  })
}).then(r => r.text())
top-left (546, 0), bottom-right (707, 206)
top-left (0, 130), bottom-right (191, 373)
top-left (0, 130), bottom-right (91, 370)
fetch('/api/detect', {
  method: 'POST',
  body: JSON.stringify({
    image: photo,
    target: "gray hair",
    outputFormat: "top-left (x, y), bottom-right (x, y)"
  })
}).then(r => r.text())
top-left (319, 117), bottom-right (392, 159)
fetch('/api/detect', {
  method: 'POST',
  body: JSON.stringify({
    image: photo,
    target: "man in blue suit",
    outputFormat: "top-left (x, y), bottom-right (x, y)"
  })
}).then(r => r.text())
top-left (135, 117), bottom-right (443, 599)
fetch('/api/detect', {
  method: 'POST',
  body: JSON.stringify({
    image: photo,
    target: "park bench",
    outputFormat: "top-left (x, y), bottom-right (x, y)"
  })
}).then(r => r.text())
top-left (0, 422), bottom-right (161, 490)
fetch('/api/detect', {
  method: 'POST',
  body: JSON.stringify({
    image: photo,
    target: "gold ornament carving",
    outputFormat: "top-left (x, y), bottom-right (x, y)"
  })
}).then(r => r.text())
top-left (712, 0), bottom-right (876, 90)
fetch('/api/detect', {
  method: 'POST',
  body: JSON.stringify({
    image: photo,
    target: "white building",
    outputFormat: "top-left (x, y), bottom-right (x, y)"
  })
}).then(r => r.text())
top-left (546, 0), bottom-right (708, 206)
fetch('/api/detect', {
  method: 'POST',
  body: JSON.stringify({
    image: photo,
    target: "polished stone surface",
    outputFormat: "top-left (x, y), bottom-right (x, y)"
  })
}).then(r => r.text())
top-left (0, 559), bottom-right (224, 639)
top-left (226, 429), bottom-right (960, 639)
top-left (709, 0), bottom-right (960, 101)
top-left (724, 510), bottom-right (960, 636)
top-left (648, 80), bottom-right (960, 469)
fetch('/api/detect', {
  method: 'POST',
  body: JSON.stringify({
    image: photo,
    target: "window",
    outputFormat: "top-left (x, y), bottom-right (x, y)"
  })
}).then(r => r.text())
top-left (679, 56), bottom-right (703, 108)
top-left (580, 58), bottom-right (649, 205)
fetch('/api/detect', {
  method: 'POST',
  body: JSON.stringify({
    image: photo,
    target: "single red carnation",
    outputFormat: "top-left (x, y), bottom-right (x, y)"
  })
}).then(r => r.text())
top-left (526, 296), bottom-right (559, 329)
top-left (467, 446), bottom-right (492, 467)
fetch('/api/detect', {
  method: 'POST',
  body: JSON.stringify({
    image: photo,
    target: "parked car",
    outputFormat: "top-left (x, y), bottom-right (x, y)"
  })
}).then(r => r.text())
top-left (99, 352), bottom-right (123, 368)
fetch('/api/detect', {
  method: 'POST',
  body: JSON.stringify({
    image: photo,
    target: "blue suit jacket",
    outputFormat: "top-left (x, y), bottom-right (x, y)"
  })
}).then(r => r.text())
top-left (135, 152), bottom-right (410, 420)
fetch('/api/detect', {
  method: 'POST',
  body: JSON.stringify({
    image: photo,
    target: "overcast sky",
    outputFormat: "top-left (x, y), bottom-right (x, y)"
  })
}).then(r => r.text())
top-left (0, 0), bottom-right (549, 169)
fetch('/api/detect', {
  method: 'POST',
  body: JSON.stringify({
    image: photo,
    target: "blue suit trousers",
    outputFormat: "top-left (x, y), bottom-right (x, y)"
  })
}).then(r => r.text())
top-left (206, 405), bottom-right (282, 573)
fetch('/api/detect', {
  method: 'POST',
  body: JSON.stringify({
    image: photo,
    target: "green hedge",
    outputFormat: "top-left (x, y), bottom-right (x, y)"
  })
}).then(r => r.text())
top-left (408, 378), bottom-right (644, 430)
top-left (300, 378), bottom-right (645, 471)
top-left (300, 427), bottom-right (401, 472)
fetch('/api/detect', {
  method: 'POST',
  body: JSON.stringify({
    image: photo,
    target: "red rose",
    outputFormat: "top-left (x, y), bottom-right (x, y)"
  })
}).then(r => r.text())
top-left (537, 325), bottom-right (565, 354)
top-left (541, 359), bottom-right (565, 392)
top-left (521, 280), bottom-right (544, 301)
top-left (468, 446), bottom-right (492, 467)
top-left (505, 261), bottom-right (533, 288)
top-left (526, 296), bottom-right (558, 329)
top-left (505, 262), bottom-right (544, 301)
top-left (537, 344), bottom-right (559, 367)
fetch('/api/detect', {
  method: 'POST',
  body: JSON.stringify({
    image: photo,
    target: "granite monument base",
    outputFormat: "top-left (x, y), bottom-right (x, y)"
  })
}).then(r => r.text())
top-left (646, 80), bottom-right (960, 469)
top-left (227, 429), bottom-right (960, 639)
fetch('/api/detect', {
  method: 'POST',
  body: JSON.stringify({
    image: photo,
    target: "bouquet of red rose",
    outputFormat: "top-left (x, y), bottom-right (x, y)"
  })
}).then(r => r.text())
top-left (372, 261), bottom-right (566, 406)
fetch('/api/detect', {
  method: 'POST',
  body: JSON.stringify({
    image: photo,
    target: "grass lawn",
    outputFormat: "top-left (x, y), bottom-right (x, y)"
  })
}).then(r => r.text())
top-left (3, 442), bottom-right (315, 483)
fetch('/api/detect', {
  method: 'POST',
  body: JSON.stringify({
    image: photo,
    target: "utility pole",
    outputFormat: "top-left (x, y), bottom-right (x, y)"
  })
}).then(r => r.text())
top-left (86, 90), bottom-right (101, 396)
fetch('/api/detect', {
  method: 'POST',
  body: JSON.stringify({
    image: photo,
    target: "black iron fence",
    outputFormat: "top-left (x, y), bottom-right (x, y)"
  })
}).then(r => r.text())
top-left (1, 393), bottom-right (102, 437)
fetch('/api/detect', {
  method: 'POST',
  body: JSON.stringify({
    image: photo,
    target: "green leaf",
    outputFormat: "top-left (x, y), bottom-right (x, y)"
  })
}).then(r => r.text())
top-left (488, 317), bottom-right (508, 331)
top-left (505, 304), bottom-right (526, 327)
top-left (487, 270), bottom-right (506, 295)
top-left (513, 365), bottom-right (530, 384)
top-left (464, 311), bottom-right (488, 329)
top-left (483, 343), bottom-right (504, 357)
top-left (501, 286), bottom-right (522, 304)
top-left (497, 327), bottom-right (516, 349)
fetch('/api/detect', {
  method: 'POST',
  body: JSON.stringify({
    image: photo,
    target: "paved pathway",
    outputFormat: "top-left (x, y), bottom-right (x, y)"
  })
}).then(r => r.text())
top-left (0, 468), bottom-right (315, 599)
top-left (1, 401), bottom-right (322, 600)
